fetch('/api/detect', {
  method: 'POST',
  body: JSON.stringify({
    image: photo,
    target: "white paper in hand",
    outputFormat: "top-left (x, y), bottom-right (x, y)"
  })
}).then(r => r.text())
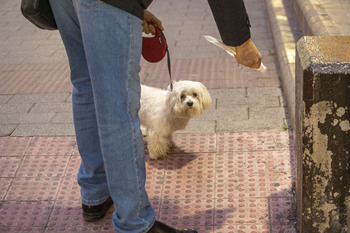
top-left (203, 35), bottom-right (266, 72)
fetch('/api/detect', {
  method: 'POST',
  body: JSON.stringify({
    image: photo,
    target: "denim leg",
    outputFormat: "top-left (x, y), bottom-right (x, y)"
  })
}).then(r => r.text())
top-left (49, 0), bottom-right (110, 205)
top-left (50, 0), bottom-right (155, 232)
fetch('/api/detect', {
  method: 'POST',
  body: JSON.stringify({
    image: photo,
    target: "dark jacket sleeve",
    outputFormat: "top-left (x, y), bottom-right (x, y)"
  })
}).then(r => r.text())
top-left (208, 0), bottom-right (251, 47)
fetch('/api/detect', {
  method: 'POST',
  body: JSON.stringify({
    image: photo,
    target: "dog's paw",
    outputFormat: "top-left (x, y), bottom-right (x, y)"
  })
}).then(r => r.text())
top-left (140, 125), bottom-right (148, 137)
top-left (148, 143), bottom-right (170, 160)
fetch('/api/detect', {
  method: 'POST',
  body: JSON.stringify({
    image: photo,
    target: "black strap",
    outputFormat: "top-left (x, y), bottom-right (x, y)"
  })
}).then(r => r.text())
top-left (166, 45), bottom-right (173, 91)
top-left (158, 28), bottom-right (173, 91)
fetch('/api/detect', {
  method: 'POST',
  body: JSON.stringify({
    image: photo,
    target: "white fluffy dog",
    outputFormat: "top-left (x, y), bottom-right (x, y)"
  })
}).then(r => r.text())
top-left (139, 80), bottom-right (212, 159)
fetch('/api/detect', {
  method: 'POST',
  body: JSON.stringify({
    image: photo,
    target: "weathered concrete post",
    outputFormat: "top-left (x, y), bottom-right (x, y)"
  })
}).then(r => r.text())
top-left (295, 36), bottom-right (350, 232)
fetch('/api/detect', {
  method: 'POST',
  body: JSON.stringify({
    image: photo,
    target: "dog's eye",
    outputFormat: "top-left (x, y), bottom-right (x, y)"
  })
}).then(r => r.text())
top-left (180, 94), bottom-right (185, 99)
top-left (193, 93), bottom-right (197, 97)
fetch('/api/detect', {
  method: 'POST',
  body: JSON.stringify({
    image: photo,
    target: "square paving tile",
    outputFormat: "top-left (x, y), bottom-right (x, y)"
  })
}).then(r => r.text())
top-left (65, 155), bottom-right (81, 177)
top-left (0, 201), bottom-right (53, 228)
top-left (215, 172), bottom-right (293, 199)
top-left (171, 133), bottom-right (216, 154)
top-left (145, 157), bottom-right (166, 200)
top-left (216, 152), bottom-right (266, 174)
top-left (47, 199), bottom-right (110, 228)
top-left (16, 155), bottom-right (69, 178)
top-left (0, 137), bottom-right (31, 156)
top-left (44, 225), bottom-right (101, 233)
top-left (163, 153), bottom-right (216, 200)
top-left (214, 198), bottom-right (269, 225)
top-left (269, 197), bottom-right (296, 225)
top-left (213, 224), bottom-right (269, 233)
top-left (5, 177), bottom-right (61, 201)
top-left (217, 131), bottom-right (292, 152)
top-left (0, 178), bottom-right (12, 201)
top-left (0, 156), bottom-right (22, 177)
top-left (56, 176), bottom-right (81, 202)
top-left (25, 137), bottom-right (76, 156)
top-left (47, 199), bottom-right (160, 230)
top-left (159, 199), bottom-right (215, 227)
top-left (0, 226), bottom-right (46, 232)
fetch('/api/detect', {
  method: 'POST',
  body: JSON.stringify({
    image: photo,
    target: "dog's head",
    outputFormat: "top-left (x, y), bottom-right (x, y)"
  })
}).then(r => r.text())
top-left (167, 80), bottom-right (212, 118)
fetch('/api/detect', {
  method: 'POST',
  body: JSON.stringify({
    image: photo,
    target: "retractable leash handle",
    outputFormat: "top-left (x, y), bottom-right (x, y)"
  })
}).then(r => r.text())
top-left (203, 35), bottom-right (266, 72)
top-left (142, 23), bottom-right (173, 91)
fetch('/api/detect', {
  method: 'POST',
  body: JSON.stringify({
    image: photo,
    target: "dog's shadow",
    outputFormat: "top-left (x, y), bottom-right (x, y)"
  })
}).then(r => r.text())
top-left (144, 141), bottom-right (198, 170)
top-left (154, 199), bottom-right (238, 232)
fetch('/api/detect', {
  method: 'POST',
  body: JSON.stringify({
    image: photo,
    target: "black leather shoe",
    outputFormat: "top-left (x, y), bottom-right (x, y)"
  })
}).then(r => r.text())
top-left (147, 221), bottom-right (198, 233)
top-left (82, 197), bottom-right (113, 222)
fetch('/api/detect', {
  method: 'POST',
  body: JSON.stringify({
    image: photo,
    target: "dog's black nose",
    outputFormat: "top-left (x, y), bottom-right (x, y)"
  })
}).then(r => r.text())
top-left (187, 101), bottom-right (193, 107)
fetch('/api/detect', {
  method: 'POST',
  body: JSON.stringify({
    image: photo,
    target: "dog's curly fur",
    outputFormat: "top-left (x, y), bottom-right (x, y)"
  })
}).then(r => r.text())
top-left (139, 80), bottom-right (212, 159)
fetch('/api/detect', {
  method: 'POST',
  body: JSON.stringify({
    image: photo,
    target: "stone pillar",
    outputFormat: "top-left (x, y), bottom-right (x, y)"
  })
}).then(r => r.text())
top-left (295, 36), bottom-right (350, 232)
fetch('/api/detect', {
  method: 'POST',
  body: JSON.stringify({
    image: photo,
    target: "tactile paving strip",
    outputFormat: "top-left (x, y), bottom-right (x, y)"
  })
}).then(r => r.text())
top-left (47, 199), bottom-right (107, 228)
top-left (145, 157), bottom-right (166, 200)
top-left (64, 155), bottom-right (81, 177)
top-left (159, 199), bottom-right (215, 227)
top-left (0, 156), bottom-right (22, 177)
top-left (16, 155), bottom-right (69, 178)
top-left (217, 131), bottom-right (292, 152)
top-left (213, 224), bottom-right (269, 233)
top-left (171, 133), bottom-right (216, 154)
top-left (216, 172), bottom-right (293, 198)
top-left (57, 176), bottom-right (81, 202)
top-left (47, 199), bottom-right (160, 230)
top-left (25, 137), bottom-right (76, 156)
top-left (214, 198), bottom-right (269, 225)
top-left (163, 153), bottom-right (215, 199)
top-left (265, 150), bottom-right (295, 176)
top-left (5, 177), bottom-right (61, 201)
top-left (0, 201), bottom-right (53, 228)
top-left (44, 225), bottom-right (102, 233)
top-left (270, 224), bottom-right (296, 233)
top-left (0, 137), bottom-right (31, 156)
top-left (0, 178), bottom-right (12, 201)
top-left (269, 197), bottom-right (295, 225)
top-left (215, 151), bottom-right (294, 198)
top-left (0, 226), bottom-right (46, 232)
top-left (216, 152), bottom-right (266, 174)
top-left (56, 156), bottom-right (81, 201)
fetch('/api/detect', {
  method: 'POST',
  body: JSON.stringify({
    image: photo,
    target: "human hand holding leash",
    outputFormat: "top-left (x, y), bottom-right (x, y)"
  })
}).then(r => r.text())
top-left (143, 10), bottom-right (164, 35)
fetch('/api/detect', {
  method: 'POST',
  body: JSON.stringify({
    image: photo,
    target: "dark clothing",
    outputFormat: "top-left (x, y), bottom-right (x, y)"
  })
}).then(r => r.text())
top-left (208, 0), bottom-right (251, 47)
top-left (100, 0), bottom-right (251, 47)
top-left (100, 0), bottom-right (152, 20)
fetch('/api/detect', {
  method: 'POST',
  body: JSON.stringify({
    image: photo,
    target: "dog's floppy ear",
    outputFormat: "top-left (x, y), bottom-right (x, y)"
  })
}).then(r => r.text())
top-left (198, 83), bottom-right (212, 110)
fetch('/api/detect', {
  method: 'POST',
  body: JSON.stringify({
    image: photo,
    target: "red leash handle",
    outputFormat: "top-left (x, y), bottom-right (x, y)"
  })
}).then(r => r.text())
top-left (142, 23), bottom-right (173, 91)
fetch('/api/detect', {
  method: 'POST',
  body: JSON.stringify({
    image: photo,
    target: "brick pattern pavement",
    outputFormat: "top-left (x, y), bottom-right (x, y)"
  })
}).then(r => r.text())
top-left (0, 131), bottom-right (295, 233)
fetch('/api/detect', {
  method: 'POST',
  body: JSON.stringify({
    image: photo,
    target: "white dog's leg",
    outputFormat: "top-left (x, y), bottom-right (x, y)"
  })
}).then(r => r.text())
top-left (147, 133), bottom-right (172, 160)
top-left (167, 134), bottom-right (175, 148)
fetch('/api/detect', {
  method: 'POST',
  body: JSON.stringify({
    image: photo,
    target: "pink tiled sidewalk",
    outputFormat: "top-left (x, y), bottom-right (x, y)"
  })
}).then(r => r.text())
top-left (0, 131), bottom-right (295, 233)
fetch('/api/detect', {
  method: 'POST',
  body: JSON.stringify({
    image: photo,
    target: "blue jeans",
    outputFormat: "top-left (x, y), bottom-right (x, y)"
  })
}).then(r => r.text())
top-left (49, 0), bottom-right (155, 232)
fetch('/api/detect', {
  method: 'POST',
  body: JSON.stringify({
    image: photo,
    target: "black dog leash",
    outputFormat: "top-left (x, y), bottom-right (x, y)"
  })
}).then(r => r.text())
top-left (159, 29), bottom-right (173, 91)
top-left (165, 44), bottom-right (173, 91)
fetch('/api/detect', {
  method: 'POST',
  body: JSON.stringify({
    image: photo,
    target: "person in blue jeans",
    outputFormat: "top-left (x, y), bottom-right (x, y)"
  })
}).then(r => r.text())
top-left (49, 0), bottom-right (261, 232)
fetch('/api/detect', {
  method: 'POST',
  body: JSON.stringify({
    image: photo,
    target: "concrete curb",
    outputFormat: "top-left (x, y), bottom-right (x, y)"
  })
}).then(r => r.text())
top-left (265, 0), bottom-right (303, 130)
top-left (292, 0), bottom-right (340, 36)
